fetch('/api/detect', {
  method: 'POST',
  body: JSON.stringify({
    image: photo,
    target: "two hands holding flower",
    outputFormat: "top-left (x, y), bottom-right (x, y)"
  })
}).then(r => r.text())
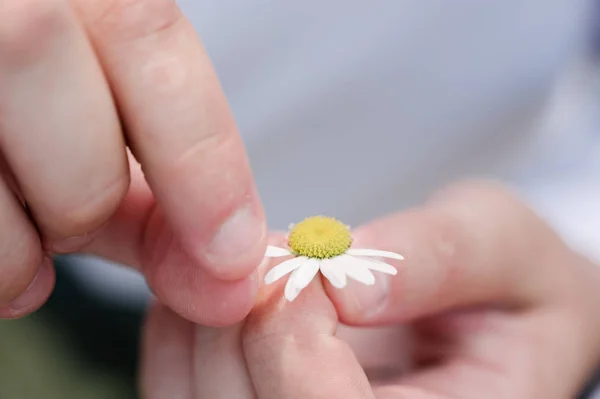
top-left (140, 182), bottom-right (600, 399)
top-left (1, 2), bottom-right (600, 397)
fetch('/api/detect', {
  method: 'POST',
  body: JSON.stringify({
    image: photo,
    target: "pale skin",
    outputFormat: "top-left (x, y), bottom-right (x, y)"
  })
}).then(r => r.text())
top-left (141, 182), bottom-right (600, 399)
top-left (1, 2), bottom-right (600, 398)
top-left (0, 0), bottom-right (267, 324)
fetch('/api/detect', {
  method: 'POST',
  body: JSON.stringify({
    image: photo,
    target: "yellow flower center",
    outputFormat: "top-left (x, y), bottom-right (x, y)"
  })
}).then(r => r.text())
top-left (287, 216), bottom-right (352, 259)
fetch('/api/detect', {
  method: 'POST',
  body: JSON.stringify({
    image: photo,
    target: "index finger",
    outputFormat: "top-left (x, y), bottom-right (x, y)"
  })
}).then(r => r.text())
top-left (74, 0), bottom-right (266, 280)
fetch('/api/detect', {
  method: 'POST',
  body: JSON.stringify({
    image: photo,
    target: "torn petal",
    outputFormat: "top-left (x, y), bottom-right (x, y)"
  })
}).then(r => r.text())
top-left (361, 258), bottom-right (398, 275)
top-left (265, 245), bottom-right (292, 258)
top-left (320, 258), bottom-right (347, 288)
top-left (337, 255), bottom-right (376, 285)
top-left (264, 256), bottom-right (307, 284)
top-left (346, 248), bottom-right (404, 260)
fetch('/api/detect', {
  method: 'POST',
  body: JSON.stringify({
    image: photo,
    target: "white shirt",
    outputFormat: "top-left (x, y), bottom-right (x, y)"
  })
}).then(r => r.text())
top-left (69, 0), bottom-right (600, 310)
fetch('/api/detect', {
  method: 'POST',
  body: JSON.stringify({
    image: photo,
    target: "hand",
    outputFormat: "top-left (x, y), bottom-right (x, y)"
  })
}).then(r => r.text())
top-left (139, 181), bottom-right (600, 398)
top-left (0, 0), bottom-right (266, 324)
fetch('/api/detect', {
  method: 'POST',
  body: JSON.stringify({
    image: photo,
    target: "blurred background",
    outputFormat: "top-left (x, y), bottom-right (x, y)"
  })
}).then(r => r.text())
top-left (0, 256), bottom-right (143, 399)
top-left (2, 1), bottom-right (600, 398)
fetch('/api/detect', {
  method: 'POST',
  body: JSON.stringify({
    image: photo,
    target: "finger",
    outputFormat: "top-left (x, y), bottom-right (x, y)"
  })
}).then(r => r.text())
top-left (0, 258), bottom-right (55, 319)
top-left (374, 309), bottom-right (575, 399)
top-left (73, 0), bottom-right (266, 281)
top-left (140, 302), bottom-right (194, 399)
top-left (194, 323), bottom-right (256, 399)
top-left (0, 172), bottom-right (54, 317)
top-left (326, 181), bottom-right (572, 325)
top-left (400, 310), bottom-right (537, 399)
top-left (80, 153), bottom-right (153, 269)
top-left (335, 325), bottom-right (412, 381)
top-left (83, 155), bottom-right (259, 326)
top-left (191, 235), bottom-right (291, 398)
top-left (243, 257), bottom-right (375, 399)
top-left (0, 0), bottom-right (129, 251)
top-left (140, 204), bottom-right (260, 326)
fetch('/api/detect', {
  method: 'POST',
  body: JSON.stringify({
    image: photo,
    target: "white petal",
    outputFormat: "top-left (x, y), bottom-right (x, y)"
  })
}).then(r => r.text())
top-left (346, 248), bottom-right (404, 260)
top-left (357, 258), bottom-right (398, 275)
top-left (320, 258), bottom-right (347, 288)
top-left (265, 245), bottom-right (292, 258)
top-left (264, 256), bottom-right (307, 285)
top-left (336, 255), bottom-right (376, 285)
top-left (292, 258), bottom-right (321, 290)
top-left (284, 259), bottom-right (320, 301)
top-left (284, 276), bottom-right (303, 301)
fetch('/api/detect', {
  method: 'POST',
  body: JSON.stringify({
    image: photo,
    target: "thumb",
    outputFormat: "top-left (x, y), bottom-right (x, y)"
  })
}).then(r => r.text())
top-left (83, 157), bottom-right (260, 326)
top-left (326, 181), bottom-right (575, 326)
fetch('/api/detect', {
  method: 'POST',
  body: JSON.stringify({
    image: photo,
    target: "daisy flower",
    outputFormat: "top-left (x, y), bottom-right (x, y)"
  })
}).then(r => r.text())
top-left (264, 216), bottom-right (403, 301)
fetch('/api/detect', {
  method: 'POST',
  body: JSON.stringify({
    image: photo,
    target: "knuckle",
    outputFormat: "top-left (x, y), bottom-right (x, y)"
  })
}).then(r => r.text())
top-left (410, 208), bottom-right (466, 266)
top-left (42, 173), bottom-right (129, 238)
top-left (430, 179), bottom-right (513, 205)
top-left (421, 210), bottom-right (467, 282)
top-left (429, 179), bottom-right (537, 231)
top-left (85, 0), bottom-right (183, 42)
top-left (0, 0), bottom-right (69, 64)
top-left (160, 134), bottom-right (249, 211)
top-left (171, 133), bottom-right (235, 175)
top-left (242, 326), bottom-right (327, 361)
top-left (242, 301), bottom-right (337, 354)
top-left (139, 50), bottom-right (188, 95)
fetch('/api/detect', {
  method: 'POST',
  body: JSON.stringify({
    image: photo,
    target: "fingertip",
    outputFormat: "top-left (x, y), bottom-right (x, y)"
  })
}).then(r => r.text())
top-left (176, 274), bottom-right (259, 327)
top-left (151, 266), bottom-right (259, 327)
top-left (245, 271), bottom-right (338, 340)
top-left (323, 232), bottom-right (396, 326)
top-left (140, 206), bottom-right (260, 326)
top-left (0, 257), bottom-right (55, 319)
top-left (325, 272), bottom-right (391, 326)
top-left (144, 143), bottom-right (268, 282)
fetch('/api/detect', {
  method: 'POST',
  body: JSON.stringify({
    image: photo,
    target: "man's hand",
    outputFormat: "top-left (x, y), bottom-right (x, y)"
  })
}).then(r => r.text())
top-left (140, 181), bottom-right (600, 398)
top-left (0, 0), bottom-right (266, 324)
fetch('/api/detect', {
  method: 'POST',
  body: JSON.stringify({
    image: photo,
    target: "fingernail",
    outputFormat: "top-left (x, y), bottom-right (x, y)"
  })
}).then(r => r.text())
top-left (9, 258), bottom-right (52, 311)
top-left (207, 206), bottom-right (265, 262)
top-left (344, 273), bottom-right (390, 318)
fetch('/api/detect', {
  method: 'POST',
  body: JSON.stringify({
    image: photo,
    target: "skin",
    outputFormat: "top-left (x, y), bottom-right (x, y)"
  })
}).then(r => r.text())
top-left (1, 2), bottom-right (599, 397)
top-left (0, 0), bottom-right (267, 325)
top-left (140, 182), bottom-right (600, 399)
